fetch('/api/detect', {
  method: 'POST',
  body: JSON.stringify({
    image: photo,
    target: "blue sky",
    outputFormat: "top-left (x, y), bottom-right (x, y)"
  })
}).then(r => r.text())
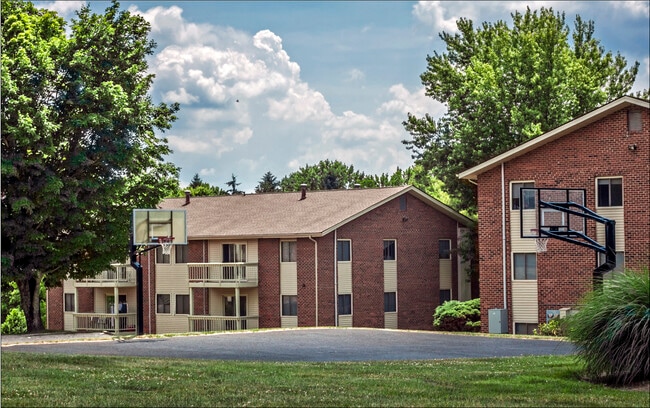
top-left (40, 1), bottom-right (650, 193)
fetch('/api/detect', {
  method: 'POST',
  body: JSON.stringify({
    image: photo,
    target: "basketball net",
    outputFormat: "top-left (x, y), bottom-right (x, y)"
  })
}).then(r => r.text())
top-left (530, 229), bottom-right (548, 253)
top-left (158, 236), bottom-right (175, 256)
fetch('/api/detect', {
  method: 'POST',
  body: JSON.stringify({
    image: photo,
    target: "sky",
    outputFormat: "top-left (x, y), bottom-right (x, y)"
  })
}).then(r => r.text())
top-left (39, 1), bottom-right (650, 193)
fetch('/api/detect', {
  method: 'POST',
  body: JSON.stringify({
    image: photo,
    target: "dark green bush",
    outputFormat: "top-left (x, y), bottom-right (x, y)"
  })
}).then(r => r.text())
top-left (433, 298), bottom-right (480, 332)
top-left (566, 268), bottom-right (649, 385)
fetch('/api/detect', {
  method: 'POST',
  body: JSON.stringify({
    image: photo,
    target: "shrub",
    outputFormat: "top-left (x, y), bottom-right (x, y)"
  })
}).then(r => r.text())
top-left (534, 318), bottom-right (566, 336)
top-left (1, 307), bottom-right (27, 334)
top-left (433, 298), bottom-right (480, 332)
top-left (566, 268), bottom-right (649, 385)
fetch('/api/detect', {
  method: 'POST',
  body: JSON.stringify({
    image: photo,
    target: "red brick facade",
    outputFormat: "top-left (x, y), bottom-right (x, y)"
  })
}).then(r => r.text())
top-left (475, 102), bottom-right (649, 333)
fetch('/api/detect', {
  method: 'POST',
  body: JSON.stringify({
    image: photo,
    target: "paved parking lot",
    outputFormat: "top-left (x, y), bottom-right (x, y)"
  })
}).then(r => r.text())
top-left (2, 328), bottom-right (574, 362)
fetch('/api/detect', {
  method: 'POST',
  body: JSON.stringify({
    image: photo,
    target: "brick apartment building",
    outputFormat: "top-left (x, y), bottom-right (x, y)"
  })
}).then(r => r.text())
top-left (48, 185), bottom-right (474, 334)
top-left (458, 96), bottom-right (649, 334)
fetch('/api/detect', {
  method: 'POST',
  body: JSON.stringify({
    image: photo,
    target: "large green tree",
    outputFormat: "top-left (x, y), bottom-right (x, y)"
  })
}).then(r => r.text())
top-left (1, 0), bottom-right (180, 332)
top-left (403, 7), bottom-right (639, 215)
top-left (255, 171), bottom-right (280, 193)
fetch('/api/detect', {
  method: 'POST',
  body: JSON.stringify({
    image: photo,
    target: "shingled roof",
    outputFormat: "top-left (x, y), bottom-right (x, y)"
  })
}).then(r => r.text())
top-left (158, 185), bottom-right (472, 239)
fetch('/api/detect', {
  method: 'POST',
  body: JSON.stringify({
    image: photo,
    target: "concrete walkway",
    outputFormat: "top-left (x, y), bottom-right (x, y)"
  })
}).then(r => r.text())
top-left (2, 328), bottom-right (575, 362)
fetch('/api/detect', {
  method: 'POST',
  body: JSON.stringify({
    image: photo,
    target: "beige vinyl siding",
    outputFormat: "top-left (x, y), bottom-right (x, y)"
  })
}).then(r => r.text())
top-left (281, 316), bottom-right (298, 328)
top-left (245, 288), bottom-right (259, 318)
top-left (338, 315), bottom-right (353, 327)
top-left (384, 261), bottom-right (397, 292)
top-left (156, 315), bottom-right (189, 334)
top-left (511, 210), bottom-right (537, 252)
top-left (63, 279), bottom-right (75, 331)
top-left (280, 263), bottom-right (297, 295)
top-left (384, 312), bottom-right (397, 329)
top-left (595, 207), bottom-right (625, 249)
top-left (156, 264), bottom-right (190, 334)
top-left (208, 240), bottom-right (258, 262)
top-left (511, 281), bottom-right (538, 323)
top-left (439, 259), bottom-right (452, 291)
top-left (338, 263), bottom-right (352, 294)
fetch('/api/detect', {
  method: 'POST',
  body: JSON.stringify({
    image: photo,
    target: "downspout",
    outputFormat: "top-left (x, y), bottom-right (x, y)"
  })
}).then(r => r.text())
top-left (308, 236), bottom-right (318, 326)
top-left (501, 163), bottom-right (507, 310)
top-left (147, 251), bottom-right (151, 334)
top-left (334, 229), bottom-right (338, 326)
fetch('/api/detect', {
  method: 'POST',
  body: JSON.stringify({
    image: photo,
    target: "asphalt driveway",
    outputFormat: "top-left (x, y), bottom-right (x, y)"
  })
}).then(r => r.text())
top-left (2, 328), bottom-right (574, 362)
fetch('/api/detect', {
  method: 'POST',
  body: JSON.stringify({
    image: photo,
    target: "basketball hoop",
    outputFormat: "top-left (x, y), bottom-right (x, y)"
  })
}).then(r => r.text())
top-left (157, 236), bottom-right (175, 256)
top-left (530, 229), bottom-right (548, 253)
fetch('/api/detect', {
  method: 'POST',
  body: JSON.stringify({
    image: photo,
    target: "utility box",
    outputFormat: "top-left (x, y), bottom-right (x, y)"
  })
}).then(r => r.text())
top-left (489, 308), bottom-right (508, 334)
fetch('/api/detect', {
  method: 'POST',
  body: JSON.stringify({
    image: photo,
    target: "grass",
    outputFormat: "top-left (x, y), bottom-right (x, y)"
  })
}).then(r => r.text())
top-left (2, 352), bottom-right (648, 407)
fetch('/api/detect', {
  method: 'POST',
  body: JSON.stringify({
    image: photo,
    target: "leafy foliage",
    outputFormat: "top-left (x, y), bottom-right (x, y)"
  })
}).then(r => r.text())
top-left (433, 298), bottom-right (480, 332)
top-left (1, 0), bottom-right (179, 331)
top-left (566, 268), bottom-right (649, 385)
top-left (1, 308), bottom-right (27, 334)
top-left (534, 318), bottom-right (567, 336)
top-left (174, 173), bottom-right (227, 197)
top-left (403, 7), bottom-right (639, 215)
top-left (255, 171), bottom-right (280, 193)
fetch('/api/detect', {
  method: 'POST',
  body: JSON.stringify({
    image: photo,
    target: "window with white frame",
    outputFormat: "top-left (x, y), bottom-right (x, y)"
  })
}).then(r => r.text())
top-left (384, 292), bottom-right (396, 312)
top-left (338, 294), bottom-right (352, 315)
top-left (157, 294), bottom-right (170, 314)
top-left (597, 178), bottom-right (623, 207)
top-left (383, 240), bottom-right (396, 261)
top-left (175, 294), bottom-right (190, 314)
top-left (281, 241), bottom-right (297, 262)
top-left (223, 243), bottom-right (246, 262)
top-left (515, 322), bottom-right (537, 335)
top-left (513, 253), bottom-right (537, 280)
top-left (282, 295), bottom-right (298, 316)
top-left (64, 293), bottom-right (75, 312)
top-left (175, 245), bottom-right (189, 263)
top-left (337, 240), bottom-right (351, 262)
top-left (439, 240), bottom-right (451, 259)
top-left (511, 182), bottom-right (535, 210)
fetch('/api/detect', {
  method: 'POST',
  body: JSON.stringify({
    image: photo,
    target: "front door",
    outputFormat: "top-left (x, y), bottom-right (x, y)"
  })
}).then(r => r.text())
top-left (224, 296), bottom-right (247, 330)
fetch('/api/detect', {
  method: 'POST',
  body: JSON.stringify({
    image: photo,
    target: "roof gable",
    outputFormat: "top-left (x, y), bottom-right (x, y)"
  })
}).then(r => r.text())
top-left (158, 186), bottom-right (473, 240)
top-left (458, 96), bottom-right (649, 181)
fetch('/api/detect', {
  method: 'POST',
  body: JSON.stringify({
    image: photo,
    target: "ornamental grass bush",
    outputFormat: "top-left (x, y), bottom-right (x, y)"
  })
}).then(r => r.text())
top-left (433, 298), bottom-right (480, 332)
top-left (566, 268), bottom-right (649, 385)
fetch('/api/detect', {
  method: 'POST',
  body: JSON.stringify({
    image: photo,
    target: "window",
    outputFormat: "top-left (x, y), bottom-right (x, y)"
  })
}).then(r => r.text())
top-left (156, 246), bottom-right (170, 264)
top-left (439, 289), bottom-right (451, 305)
top-left (281, 241), bottom-right (297, 262)
top-left (157, 294), bottom-right (170, 314)
top-left (515, 323), bottom-right (537, 335)
top-left (597, 178), bottom-right (622, 207)
top-left (439, 240), bottom-right (451, 259)
top-left (64, 293), bottom-right (75, 312)
top-left (399, 195), bottom-right (407, 211)
top-left (628, 110), bottom-right (643, 132)
top-left (223, 244), bottom-right (246, 262)
top-left (337, 240), bottom-right (351, 262)
top-left (176, 294), bottom-right (190, 314)
top-left (384, 292), bottom-right (396, 312)
top-left (338, 294), bottom-right (352, 315)
top-left (514, 253), bottom-right (537, 280)
top-left (175, 245), bottom-right (189, 263)
top-left (282, 295), bottom-right (298, 316)
top-left (512, 182), bottom-right (535, 210)
top-left (599, 252), bottom-right (625, 273)
top-left (383, 240), bottom-right (396, 261)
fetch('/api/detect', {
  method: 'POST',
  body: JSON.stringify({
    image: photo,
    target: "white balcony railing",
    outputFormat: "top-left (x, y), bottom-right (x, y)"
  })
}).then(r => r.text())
top-left (76, 264), bottom-right (135, 285)
top-left (187, 263), bottom-right (258, 286)
top-left (74, 313), bottom-right (137, 334)
top-left (188, 316), bottom-right (259, 332)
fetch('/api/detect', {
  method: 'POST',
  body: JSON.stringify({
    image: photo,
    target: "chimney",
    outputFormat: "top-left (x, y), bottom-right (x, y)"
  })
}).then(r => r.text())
top-left (184, 190), bottom-right (191, 205)
top-left (300, 184), bottom-right (307, 200)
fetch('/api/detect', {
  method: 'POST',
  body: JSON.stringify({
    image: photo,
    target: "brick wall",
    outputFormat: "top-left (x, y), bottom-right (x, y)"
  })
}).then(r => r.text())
top-left (258, 238), bottom-right (281, 328)
top-left (477, 106), bottom-right (650, 332)
top-left (47, 286), bottom-right (64, 331)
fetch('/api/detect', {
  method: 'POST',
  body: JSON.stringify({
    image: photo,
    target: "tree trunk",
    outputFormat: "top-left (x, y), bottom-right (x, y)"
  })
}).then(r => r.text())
top-left (17, 274), bottom-right (45, 333)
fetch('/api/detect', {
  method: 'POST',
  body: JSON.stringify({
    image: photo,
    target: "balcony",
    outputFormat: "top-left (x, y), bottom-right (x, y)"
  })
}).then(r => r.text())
top-left (73, 313), bottom-right (137, 334)
top-left (188, 316), bottom-right (259, 332)
top-left (75, 264), bottom-right (136, 287)
top-left (187, 263), bottom-right (258, 288)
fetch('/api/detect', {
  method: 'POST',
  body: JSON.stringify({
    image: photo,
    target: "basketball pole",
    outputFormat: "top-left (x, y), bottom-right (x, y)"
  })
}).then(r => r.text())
top-left (129, 235), bottom-right (144, 336)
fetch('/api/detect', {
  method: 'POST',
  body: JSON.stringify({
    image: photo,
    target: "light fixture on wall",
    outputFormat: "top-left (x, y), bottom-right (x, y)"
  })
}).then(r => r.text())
top-left (628, 144), bottom-right (638, 151)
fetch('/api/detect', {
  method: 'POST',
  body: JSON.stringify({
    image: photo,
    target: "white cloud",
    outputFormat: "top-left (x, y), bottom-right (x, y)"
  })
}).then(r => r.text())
top-left (609, 1), bottom-right (650, 15)
top-left (345, 68), bottom-right (366, 82)
top-left (412, 1), bottom-right (463, 33)
top-left (37, 1), bottom-right (86, 18)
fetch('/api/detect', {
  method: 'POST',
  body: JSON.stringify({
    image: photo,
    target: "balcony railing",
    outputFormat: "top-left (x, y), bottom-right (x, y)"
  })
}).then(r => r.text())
top-left (188, 316), bottom-right (259, 332)
top-left (75, 264), bottom-right (136, 286)
top-left (187, 263), bottom-right (258, 287)
top-left (74, 313), bottom-right (137, 334)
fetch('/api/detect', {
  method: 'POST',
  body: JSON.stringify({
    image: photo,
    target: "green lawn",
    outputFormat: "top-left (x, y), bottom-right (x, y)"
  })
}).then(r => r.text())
top-left (1, 352), bottom-right (647, 407)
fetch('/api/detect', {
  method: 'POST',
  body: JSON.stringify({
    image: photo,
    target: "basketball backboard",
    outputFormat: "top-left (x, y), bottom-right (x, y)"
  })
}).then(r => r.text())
top-left (520, 188), bottom-right (586, 239)
top-left (132, 209), bottom-right (187, 246)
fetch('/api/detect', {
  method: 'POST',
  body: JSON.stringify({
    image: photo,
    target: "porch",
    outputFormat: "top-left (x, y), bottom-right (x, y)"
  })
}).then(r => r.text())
top-left (187, 262), bottom-right (258, 287)
top-left (73, 312), bottom-right (137, 334)
top-left (188, 315), bottom-right (259, 332)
